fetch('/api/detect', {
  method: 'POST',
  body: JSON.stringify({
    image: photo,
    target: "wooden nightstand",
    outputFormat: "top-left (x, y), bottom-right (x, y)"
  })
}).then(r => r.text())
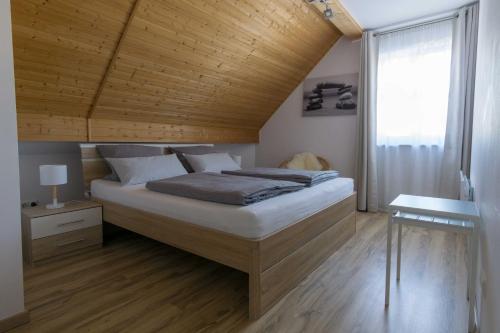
top-left (21, 200), bottom-right (103, 265)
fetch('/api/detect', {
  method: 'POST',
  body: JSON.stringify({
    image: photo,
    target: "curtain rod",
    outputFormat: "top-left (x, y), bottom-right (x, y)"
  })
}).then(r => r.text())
top-left (374, 14), bottom-right (459, 37)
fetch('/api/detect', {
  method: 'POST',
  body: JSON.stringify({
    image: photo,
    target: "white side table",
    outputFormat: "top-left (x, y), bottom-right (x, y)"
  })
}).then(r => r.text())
top-left (385, 195), bottom-right (480, 333)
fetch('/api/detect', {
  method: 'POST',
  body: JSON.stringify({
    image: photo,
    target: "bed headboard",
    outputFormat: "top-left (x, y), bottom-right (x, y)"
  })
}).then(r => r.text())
top-left (79, 143), bottom-right (213, 197)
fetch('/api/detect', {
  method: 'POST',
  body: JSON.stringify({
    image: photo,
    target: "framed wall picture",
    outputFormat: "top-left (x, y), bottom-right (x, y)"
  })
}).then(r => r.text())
top-left (303, 73), bottom-right (359, 117)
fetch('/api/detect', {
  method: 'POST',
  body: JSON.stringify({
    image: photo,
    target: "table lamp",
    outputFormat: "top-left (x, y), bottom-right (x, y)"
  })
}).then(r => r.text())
top-left (40, 165), bottom-right (67, 209)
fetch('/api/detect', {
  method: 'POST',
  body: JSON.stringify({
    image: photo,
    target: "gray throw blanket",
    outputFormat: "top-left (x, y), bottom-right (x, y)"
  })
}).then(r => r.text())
top-left (222, 168), bottom-right (339, 187)
top-left (146, 172), bottom-right (305, 206)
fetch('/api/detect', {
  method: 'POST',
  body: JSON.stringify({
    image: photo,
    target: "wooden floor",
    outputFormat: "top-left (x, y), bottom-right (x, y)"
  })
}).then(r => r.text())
top-left (12, 213), bottom-right (469, 333)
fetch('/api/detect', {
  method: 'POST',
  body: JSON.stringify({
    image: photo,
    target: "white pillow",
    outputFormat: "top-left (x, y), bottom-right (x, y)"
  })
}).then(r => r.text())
top-left (106, 155), bottom-right (187, 186)
top-left (231, 154), bottom-right (242, 167)
top-left (184, 153), bottom-right (241, 173)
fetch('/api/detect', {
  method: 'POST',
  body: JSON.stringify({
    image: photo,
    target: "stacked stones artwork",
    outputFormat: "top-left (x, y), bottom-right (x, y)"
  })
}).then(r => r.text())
top-left (302, 73), bottom-right (358, 117)
top-left (305, 82), bottom-right (356, 111)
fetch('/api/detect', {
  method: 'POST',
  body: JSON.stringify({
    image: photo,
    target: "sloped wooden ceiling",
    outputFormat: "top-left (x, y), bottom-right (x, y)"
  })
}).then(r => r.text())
top-left (12, 0), bottom-right (345, 143)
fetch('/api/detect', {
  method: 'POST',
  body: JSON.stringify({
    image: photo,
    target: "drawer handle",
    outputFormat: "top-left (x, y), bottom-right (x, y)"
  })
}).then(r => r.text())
top-left (57, 219), bottom-right (85, 227)
top-left (56, 238), bottom-right (85, 247)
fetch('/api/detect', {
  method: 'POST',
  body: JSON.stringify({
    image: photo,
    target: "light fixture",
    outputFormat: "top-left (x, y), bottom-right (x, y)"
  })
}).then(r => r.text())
top-left (40, 165), bottom-right (67, 209)
top-left (323, 7), bottom-right (334, 19)
top-left (308, 0), bottom-right (335, 20)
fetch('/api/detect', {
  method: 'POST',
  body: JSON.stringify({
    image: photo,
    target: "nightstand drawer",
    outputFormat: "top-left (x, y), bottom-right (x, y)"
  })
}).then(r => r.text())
top-left (31, 207), bottom-right (101, 239)
top-left (32, 226), bottom-right (102, 262)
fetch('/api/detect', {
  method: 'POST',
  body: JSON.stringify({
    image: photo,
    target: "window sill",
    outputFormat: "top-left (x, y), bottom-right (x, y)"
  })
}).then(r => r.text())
top-left (376, 144), bottom-right (443, 148)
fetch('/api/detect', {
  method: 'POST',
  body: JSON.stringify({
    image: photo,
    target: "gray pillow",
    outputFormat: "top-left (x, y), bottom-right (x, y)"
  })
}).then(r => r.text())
top-left (97, 145), bottom-right (164, 181)
top-left (169, 146), bottom-right (219, 173)
top-left (106, 155), bottom-right (187, 186)
top-left (184, 153), bottom-right (241, 173)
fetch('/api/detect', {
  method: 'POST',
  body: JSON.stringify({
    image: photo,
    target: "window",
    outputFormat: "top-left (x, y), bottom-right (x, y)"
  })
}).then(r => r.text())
top-left (376, 21), bottom-right (453, 146)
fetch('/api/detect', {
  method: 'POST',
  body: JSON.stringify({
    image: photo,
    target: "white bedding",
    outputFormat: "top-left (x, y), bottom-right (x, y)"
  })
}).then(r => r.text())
top-left (91, 177), bottom-right (354, 239)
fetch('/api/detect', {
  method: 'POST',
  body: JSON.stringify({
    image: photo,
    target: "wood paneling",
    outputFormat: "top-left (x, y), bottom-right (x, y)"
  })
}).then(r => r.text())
top-left (310, 0), bottom-right (363, 38)
top-left (88, 0), bottom-right (145, 119)
top-left (91, 0), bottom-right (342, 132)
top-left (11, 0), bottom-right (135, 118)
top-left (17, 113), bottom-right (87, 141)
top-left (12, 0), bottom-right (342, 142)
top-left (87, 118), bottom-right (259, 143)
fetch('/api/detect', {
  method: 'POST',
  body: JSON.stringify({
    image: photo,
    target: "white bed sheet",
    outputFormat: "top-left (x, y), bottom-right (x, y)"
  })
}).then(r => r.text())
top-left (91, 177), bottom-right (354, 239)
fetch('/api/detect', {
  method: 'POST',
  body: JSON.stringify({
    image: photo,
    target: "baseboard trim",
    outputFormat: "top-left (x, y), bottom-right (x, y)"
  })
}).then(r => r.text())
top-left (0, 310), bottom-right (30, 332)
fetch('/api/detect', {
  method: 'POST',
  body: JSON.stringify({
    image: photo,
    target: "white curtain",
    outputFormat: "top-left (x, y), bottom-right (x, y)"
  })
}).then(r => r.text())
top-left (377, 21), bottom-right (453, 147)
top-left (439, 3), bottom-right (479, 198)
top-left (460, 4), bottom-right (479, 177)
top-left (376, 20), bottom-right (455, 208)
top-left (356, 6), bottom-right (478, 210)
top-left (355, 31), bottom-right (379, 212)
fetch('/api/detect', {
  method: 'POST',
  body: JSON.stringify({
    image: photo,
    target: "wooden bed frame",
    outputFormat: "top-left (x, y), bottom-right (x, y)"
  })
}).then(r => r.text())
top-left (79, 144), bottom-right (357, 319)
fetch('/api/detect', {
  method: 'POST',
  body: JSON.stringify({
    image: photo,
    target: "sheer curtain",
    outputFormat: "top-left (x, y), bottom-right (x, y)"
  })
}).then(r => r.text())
top-left (376, 20), bottom-right (455, 208)
top-left (439, 3), bottom-right (479, 196)
top-left (356, 7), bottom-right (478, 210)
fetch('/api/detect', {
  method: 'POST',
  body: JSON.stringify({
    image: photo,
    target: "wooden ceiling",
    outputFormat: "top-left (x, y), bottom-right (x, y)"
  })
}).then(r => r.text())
top-left (12, 0), bottom-right (352, 143)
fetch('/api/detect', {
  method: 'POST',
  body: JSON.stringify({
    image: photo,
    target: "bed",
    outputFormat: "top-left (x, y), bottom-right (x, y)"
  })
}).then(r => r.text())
top-left (80, 144), bottom-right (357, 319)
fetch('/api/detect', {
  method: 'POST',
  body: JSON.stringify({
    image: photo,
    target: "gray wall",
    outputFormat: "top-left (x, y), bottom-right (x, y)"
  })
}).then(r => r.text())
top-left (0, 0), bottom-right (25, 320)
top-left (18, 143), bottom-right (86, 205)
top-left (469, 0), bottom-right (500, 331)
top-left (18, 142), bottom-right (255, 205)
top-left (256, 37), bottom-right (361, 178)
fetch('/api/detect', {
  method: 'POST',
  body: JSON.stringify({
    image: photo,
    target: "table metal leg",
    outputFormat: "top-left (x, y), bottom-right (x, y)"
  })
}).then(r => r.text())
top-left (397, 223), bottom-right (402, 281)
top-left (385, 211), bottom-right (393, 306)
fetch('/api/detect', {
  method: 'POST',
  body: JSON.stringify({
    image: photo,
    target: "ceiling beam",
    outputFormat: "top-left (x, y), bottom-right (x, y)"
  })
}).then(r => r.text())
top-left (88, 0), bottom-right (143, 118)
top-left (310, 0), bottom-right (362, 38)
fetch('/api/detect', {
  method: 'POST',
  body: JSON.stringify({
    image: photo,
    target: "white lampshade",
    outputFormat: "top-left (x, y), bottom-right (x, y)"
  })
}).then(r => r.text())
top-left (40, 165), bottom-right (67, 186)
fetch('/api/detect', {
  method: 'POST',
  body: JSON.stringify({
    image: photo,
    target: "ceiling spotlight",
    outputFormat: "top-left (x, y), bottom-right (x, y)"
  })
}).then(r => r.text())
top-left (308, 0), bottom-right (335, 20)
top-left (323, 7), bottom-right (334, 19)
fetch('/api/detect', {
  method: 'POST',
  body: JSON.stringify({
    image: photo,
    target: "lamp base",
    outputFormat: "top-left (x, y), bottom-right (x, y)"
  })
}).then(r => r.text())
top-left (46, 202), bottom-right (65, 209)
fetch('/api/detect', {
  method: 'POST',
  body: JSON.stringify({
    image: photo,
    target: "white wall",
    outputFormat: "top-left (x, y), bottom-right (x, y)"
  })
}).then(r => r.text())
top-left (0, 0), bottom-right (25, 320)
top-left (469, 0), bottom-right (500, 331)
top-left (256, 37), bottom-right (361, 178)
top-left (17, 142), bottom-right (256, 204)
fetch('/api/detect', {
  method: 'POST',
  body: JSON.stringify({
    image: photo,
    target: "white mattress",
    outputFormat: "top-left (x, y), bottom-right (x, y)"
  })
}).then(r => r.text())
top-left (91, 177), bottom-right (354, 239)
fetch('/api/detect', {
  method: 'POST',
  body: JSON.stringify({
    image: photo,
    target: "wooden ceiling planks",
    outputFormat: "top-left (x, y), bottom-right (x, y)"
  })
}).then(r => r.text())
top-left (12, 0), bottom-right (136, 117)
top-left (12, 0), bottom-right (135, 141)
top-left (88, 118), bottom-right (259, 143)
top-left (91, 0), bottom-right (342, 131)
top-left (12, 0), bottom-right (343, 143)
top-left (17, 113), bottom-right (88, 142)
